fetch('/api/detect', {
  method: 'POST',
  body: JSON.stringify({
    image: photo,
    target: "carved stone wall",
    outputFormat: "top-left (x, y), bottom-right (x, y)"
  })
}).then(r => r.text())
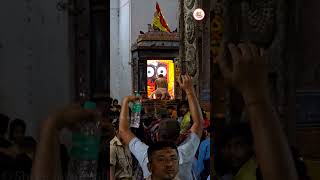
top-left (221, 0), bottom-right (288, 124)
top-left (179, 0), bottom-right (200, 95)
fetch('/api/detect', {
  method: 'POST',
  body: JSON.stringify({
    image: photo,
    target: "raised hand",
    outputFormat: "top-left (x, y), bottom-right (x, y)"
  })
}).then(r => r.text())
top-left (177, 75), bottom-right (194, 94)
top-left (52, 104), bottom-right (99, 130)
top-left (218, 43), bottom-right (268, 98)
top-left (123, 95), bottom-right (140, 103)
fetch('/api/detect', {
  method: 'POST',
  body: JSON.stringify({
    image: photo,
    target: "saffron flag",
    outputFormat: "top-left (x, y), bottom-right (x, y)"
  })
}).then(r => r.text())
top-left (152, 2), bottom-right (171, 32)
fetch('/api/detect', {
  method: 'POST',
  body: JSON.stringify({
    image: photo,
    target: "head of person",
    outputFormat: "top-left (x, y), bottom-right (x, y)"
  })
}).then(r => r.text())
top-left (221, 123), bottom-right (254, 172)
top-left (201, 109), bottom-right (207, 119)
top-left (157, 119), bottom-right (180, 142)
top-left (113, 99), bottom-right (119, 106)
top-left (177, 101), bottom-right (189, 117)
top-left (112, 119), bottom-right (119, 135)
top-left (147, 141), bottom-right (179, 180)
top-left (9, 119), bottom-right (26, 143)
top-left (100, 120), bottom-right (114, 141)
top-left (158, 74), bottom-right (164, 78)
top-left (167, 106), bottom-right (175, 114)
top-left (0, 113), bottom-right (10, 137)
top-left (204, 125), bottom-right (212, 138)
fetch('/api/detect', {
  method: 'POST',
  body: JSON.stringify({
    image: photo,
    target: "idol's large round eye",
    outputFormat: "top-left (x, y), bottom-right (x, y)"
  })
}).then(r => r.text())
top-left (147, 66), bottom-right (155, 78)
top-left (157, 66), bottom-right (167, 76)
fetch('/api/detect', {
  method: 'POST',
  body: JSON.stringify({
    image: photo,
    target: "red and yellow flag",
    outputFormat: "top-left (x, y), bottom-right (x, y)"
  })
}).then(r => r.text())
top-left (152, 2), bottom-right (171, 32)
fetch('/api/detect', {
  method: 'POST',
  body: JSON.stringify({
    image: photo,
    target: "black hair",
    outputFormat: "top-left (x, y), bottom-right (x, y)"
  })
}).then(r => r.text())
top-left (214, 123), bottom-right (253, 176)
top-left (204, 125), bottom-right (213, 133)
top-left (167, 106), bottom-right (176, 110)
top-left (177, 101), bottom-right (189, 117)
top-left (0, 113), bottom-right (9, 136)
top-left (147, 141), bottom-right (178, 162)
top-left (112, 119), bottom-right (119, 131)
top-left (113, 99), bottom-right (119, 104)
top-left (159, 74), bottom-right (164, 77)
top-left (201, 108), bottom-right (207, 119)
top-left (220, 123), bottom-right (253, 148)
top-left (158, 119), bottom-right (181, 141)
top-left (9, 119), bottom-right (26, 141)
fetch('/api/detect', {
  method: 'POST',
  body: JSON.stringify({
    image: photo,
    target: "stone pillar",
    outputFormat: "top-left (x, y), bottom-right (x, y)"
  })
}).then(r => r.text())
top-left (199, 0), bottom-right (211, 111)
top-left (90, 0), bottom-right (110, 97)
top-left (73, 0), bottom-right (92, 100)
top-left (179, 0), bottom-right (200, 98)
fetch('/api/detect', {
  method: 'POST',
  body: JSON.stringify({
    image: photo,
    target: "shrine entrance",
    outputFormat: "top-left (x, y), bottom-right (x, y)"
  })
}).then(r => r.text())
top-left (131, 28), bottom-right (181, 115)
top-left (131, 29), bottom-right (180, 99)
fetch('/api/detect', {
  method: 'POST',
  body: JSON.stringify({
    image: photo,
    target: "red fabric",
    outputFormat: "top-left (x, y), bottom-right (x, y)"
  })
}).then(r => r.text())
top-left (203, 119), bottom-right (210, 129)
top-left (155, 2), bottom-right (171, 32)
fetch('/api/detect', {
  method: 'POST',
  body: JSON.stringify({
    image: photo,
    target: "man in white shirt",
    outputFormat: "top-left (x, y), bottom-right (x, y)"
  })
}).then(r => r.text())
top-left (119, 75), bottom-right (203, 180)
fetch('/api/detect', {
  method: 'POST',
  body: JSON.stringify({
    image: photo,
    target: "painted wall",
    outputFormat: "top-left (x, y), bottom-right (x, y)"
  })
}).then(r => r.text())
top-left (0, 0), bottom-right (72, 138)
top-left (110, 0), bottom-right (121, 100)
top-left (118, 0), bottom-right (132, 101)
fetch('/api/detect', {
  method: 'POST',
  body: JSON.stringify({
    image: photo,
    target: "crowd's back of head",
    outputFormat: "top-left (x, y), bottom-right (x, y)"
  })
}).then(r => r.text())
top-left (158, 119), bottom-right (180, 141)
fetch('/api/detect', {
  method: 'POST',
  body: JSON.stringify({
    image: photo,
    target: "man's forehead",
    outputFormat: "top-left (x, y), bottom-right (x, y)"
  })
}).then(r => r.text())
top-left (152, 148), bottom-right (178, 156)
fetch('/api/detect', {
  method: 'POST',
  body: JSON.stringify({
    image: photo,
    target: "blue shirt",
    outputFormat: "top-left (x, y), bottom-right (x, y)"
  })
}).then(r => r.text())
top-left (194, 138), bottom-right (210, 179)
top-left (129, 132), bottom-right (200, 180)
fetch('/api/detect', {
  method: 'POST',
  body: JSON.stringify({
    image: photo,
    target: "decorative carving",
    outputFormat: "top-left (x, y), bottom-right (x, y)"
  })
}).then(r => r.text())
top-left (213, 0), bottom-right (223, 15)
top-left (186, 45), bottom-right (197, 76)
top-left (186, 13), bottom-right (196, 44)
top-left (221, 0), bottom-right (289, 125)
top-left (179, 0), bottom-right (199, 95)
top-left (174, 58), bottom-right (182, 99)
top-left (186, 45), bottom-right (196, 62)
top-left (185, 0), bottom-right (195, 10)
top-left (223, 0), bottom-right (276, 47)
top-left (243, 0), bottom-right (275, 46)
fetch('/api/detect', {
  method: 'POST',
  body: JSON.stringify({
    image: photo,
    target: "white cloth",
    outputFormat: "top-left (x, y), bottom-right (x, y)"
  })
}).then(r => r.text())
top-left (149, 88), bottom-right (168, 99)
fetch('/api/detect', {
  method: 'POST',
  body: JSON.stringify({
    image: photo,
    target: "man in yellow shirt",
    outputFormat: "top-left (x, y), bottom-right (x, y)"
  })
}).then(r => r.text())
top-left (219, 123), bottom-right (257, 180)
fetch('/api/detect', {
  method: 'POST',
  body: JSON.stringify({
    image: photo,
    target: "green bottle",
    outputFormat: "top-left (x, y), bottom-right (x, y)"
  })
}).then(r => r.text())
top-left (131, 92), bottom-right (142, 128)
top-left (68, 101), bottom-right (100, 179)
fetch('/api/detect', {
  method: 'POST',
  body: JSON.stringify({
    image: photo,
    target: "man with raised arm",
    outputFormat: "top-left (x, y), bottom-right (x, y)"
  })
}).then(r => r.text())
top-left (119, 75), bottom-right (203, 180)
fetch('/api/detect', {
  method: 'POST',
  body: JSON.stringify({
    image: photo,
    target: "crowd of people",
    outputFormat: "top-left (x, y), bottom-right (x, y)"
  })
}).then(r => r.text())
top-left (1, 42), bottom-right (312, 180)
